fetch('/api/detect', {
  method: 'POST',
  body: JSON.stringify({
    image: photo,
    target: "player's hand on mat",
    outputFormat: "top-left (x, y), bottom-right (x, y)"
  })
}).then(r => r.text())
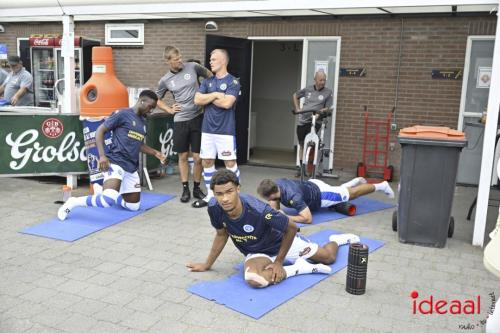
top-left (265, 262), bottom-right (286, 284)
top-left (155, 151), bottom-right (167, 164)
top-left (171, 103), bottom-right (182, 113)
top-left (98, 156), bottom-right (110, 171)
top-left (186, 262), bottom-right (210, 272)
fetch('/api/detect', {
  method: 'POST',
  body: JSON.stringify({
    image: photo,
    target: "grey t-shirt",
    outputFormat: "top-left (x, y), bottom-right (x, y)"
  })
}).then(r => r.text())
top-left (156, 62), bottom-right (211, 122)
top-left (3, 68), bottom-right (34, 106)
top-left (295, 85), bottom-right (333, 125)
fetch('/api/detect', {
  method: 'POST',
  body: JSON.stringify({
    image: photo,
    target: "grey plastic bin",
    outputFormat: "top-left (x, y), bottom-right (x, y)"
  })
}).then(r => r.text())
top-left (393, 126), bottom-right (467, 248)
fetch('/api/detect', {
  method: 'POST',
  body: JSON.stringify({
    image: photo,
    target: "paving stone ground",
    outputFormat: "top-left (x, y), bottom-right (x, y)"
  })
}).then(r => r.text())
top-left (0, 165), bottom-right (498, 332)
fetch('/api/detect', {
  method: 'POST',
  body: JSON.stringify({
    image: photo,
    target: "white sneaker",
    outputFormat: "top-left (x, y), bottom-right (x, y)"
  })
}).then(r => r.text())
top-left (382, 181), bottom-right (395, 199)
top-left (57, 197), bottom-right (76, 221)
top-left (329, 233), bottom-right (360, 246)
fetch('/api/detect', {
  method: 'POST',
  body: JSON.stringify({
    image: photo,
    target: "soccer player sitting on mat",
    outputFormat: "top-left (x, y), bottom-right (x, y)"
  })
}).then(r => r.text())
top-left (57, 90), bottom-right (166, 221)
top-left (186, 169), bottom-right (359, 288)
top-left (257, 177), bottom-right (394, 224)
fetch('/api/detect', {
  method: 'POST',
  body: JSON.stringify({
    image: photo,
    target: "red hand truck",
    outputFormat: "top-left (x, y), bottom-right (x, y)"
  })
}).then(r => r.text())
top-left (356, 106), bottom-right (394, 182)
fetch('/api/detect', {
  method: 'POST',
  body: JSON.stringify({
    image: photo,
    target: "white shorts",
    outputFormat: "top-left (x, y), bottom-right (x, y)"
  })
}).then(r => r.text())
top-left (245, 234), bottom-right (319, 263)
top-left (308, 179), bottom-right (350, 207)
top-left (103, 163), bottom-right (141, 194)
top-left (199, 132), bottom-right (237, 160)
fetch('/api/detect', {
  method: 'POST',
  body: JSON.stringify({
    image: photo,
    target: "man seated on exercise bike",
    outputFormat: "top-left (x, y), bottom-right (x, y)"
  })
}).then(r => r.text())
top-left (292, 70), bottom-right (333, 178)
top-left (257, 177), bottom-right (394, 224)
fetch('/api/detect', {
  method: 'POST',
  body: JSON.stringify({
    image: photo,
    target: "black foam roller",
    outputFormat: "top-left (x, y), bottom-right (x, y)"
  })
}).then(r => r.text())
top-left (346, 242), bottom-right (369, 295)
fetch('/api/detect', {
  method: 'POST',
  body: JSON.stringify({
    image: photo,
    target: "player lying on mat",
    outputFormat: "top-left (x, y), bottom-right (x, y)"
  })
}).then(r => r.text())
top-left (57, 90), bottom-right (166, 221)
top-left (186, 169), bottom-right (360, 288)
top-left (257, 177), bottom-right (394, 224)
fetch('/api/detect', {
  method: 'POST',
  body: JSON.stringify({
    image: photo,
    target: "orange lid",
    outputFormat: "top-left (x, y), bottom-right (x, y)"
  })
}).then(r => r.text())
top-left (398, 125), bottom-right (465, 140)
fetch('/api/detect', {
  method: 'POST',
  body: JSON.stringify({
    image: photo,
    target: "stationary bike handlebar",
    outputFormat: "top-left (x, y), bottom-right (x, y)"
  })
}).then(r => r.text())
top-left (291, 107), bottom-right (333, 120)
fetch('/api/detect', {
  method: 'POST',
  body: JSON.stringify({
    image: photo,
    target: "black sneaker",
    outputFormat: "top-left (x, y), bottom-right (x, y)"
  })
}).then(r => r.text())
top-left (180, 187), bottom-right (191, 203)
top-left (192, 199), bottom-right (208, 208)
top-left (193, 187), bottom-right (206, 200)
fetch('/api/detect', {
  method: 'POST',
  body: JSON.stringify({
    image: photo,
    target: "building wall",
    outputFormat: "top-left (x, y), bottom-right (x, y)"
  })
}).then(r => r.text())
top-left (1, 15), bottom-right (496, 173)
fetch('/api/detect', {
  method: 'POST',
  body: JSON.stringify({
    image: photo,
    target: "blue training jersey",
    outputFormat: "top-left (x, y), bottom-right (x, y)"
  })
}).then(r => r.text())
top-left (276, 178), bottom-right (322, 212)
top-left (199, 73), bottom-right (240, 135)
top-left (103, 108), bottom-right (146, 173)
top-left (208, 193), bottom-right (289, 256)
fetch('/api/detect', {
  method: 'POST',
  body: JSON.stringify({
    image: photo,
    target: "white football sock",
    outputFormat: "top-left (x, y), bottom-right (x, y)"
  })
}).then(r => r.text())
top-left (93, 183), bottom-right (103, 195)
top-left (227, 164), bottom-right (240, 181)
top-left (203, 166), bottom-right (216, 202)
top-left (188, 157), bottom-right (194, 175)
top-left (117, 195), bottom-right (140, 211)
top-left (341, 177), bottom-right (367, 188)
top-left (329, 233), bottom-right (360, 246)
top-left (374, 181), bottom-right (394, 198)
top-left (283, 257), bottom-right (332, 278)
top-left (57, 189), bottom-right (119, 221)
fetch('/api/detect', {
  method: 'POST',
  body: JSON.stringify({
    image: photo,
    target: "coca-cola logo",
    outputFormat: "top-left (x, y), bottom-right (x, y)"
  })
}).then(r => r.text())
top-left (33, 38), bottom-right (50, 46)
top-left (6, 130), bottom-right (86, 171)
top-left (42, 118), bottom-right (64, 139)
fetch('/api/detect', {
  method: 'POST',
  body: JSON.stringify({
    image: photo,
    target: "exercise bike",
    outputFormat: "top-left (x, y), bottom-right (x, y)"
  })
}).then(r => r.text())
top-left (292, 108), bottom-right (334, 181)
top-left (292, 108), bottom-right (356, 216)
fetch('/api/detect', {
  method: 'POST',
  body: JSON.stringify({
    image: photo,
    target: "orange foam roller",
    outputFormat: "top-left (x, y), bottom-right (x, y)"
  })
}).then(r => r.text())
top-left (80, 47), bottom-right (129, 117)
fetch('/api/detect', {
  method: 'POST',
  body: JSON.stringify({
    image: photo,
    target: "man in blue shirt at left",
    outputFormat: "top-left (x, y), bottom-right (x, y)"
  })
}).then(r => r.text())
top-left (192, 48), bottom-right (241, 208)
top-left (187, 169), bottom-right (359, 288)
top-left (58, 90), bottom-right (166, 221)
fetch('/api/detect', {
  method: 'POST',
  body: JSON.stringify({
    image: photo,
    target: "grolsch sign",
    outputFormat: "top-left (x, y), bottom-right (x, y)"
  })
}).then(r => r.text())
top-left (0, 115), bottom-right (88, 176)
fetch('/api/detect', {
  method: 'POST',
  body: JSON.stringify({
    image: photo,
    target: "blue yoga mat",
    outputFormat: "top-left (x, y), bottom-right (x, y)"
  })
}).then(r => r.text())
top-left (188, 229), bottom-right (384, 319)
top-left (283, 196), bottom-right (394, 227)
top-left (20, 192), bottom-right (174, 242)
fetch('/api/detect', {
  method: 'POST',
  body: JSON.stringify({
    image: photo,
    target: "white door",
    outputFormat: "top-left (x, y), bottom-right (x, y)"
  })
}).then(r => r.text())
top-left (457, 36), bottom-right (495, 185)
top-left (301, 37), bottom-right (341, 172)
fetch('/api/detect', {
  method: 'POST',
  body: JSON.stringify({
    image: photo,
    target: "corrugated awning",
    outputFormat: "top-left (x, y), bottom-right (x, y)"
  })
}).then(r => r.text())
top-left (0, 0), bottom-right (498, 22)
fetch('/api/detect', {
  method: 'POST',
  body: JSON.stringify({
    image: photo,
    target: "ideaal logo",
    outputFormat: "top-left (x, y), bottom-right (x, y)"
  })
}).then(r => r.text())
top-left (411, 291), bottom-right (496, 330)
top-left (411, 290), bottom-right (481, 315)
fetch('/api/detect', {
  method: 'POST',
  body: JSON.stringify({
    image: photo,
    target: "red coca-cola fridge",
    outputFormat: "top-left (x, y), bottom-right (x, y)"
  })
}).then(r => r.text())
top-left (25, 34), bottom-right (100, 107)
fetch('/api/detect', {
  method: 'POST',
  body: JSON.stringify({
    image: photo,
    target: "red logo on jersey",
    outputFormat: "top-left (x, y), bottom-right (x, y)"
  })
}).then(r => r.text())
top-left (41, 118), bottom-right (64, 139)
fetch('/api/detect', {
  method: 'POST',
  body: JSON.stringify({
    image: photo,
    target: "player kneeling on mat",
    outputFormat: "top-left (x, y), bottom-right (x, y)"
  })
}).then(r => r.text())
top-left (257, 177), bottom-right (394, 224)
top-left (58, 90), bottom-right (166, 221)
top-left (186, 169), bottom-right (360, 288)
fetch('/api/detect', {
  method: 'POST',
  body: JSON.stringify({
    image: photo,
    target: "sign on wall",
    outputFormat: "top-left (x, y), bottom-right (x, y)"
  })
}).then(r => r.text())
top-left (431, 69), bottom-right (463, 80)
top-left (477, 67), bottom-right (492, 88)
top-left (340, 68), bottom-right (366, 77)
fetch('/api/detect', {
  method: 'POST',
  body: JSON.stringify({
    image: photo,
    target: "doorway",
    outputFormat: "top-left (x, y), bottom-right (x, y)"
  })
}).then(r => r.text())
top-left (248, 37), bottom-right (341, 172)
top-left (457, 36), bottom-right (495, 185)
top-left (249, 40), bottom-right (303, 168)
top-left (205, 34), bottom-right (252, 165)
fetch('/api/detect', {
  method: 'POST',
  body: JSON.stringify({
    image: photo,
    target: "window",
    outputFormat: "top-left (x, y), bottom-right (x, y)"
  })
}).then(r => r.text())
top-left (105, 23), bottom-right (144, 46)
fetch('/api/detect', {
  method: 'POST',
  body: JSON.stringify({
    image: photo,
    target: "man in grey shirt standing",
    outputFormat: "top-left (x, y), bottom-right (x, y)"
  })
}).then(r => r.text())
top-left (0, 55), bottom-right (34, 106)
top-left (156, 46), bottom-right (213, 202)
top-left (292, 71), bottom-right (333, 177)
